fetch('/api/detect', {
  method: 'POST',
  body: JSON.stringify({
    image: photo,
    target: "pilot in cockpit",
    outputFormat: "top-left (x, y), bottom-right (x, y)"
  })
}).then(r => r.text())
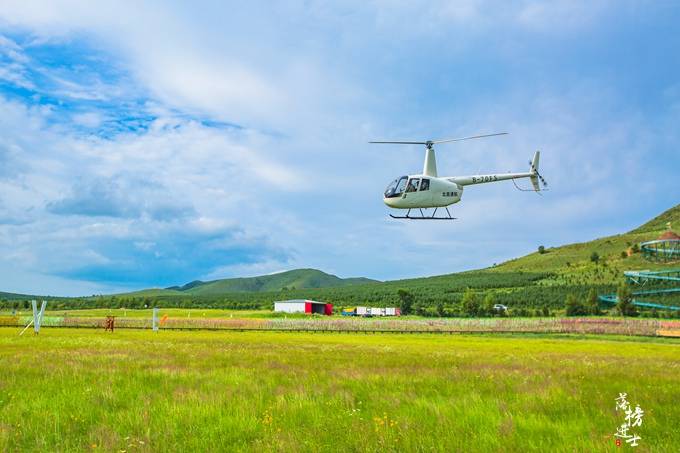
top-left (405, 178), bottom-right (419, 193)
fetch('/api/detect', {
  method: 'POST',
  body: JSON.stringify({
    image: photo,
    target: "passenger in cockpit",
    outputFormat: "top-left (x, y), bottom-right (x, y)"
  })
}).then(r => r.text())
top-left (405, 178), bottom-right (419, 193)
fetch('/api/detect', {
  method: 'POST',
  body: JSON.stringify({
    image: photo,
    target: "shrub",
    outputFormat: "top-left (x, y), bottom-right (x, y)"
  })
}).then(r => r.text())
top-left (397, 289), bottom-right (414, 315)
top-left (565, 294), bottom-right (587, 316)
top-left (585, 288), bottom-right (601, 315)
top-left (616, 284), bottom-right (637, 317)
top-left (436, 301), bottom-right (445, 317)
top-left (461, 288), bottom-right (481, 317)
top-left (483, 293), bottom-right (496, 317)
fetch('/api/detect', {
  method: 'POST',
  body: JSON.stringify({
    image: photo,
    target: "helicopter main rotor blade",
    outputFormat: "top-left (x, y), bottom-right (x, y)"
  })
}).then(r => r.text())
top-left (431, 132), bottom-right (508, 144)
top-left (368, 141), bottom-right (429, 144)
top-left (369, 132), bottom-right (508, 145)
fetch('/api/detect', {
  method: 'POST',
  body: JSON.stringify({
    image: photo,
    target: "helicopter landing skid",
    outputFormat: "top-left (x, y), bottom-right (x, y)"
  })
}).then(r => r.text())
top-left (390, 208), bottom-right (456, 220)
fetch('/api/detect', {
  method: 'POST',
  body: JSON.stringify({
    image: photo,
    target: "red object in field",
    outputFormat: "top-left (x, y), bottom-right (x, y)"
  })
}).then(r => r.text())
top-left (104, 316), bottom-right (115, 332)
top-left (659, 230), bottom-right (680, 240)
top-left (325, 304), bottom-right (333, 315)
top-left (305, 302), bottom-right (312, 314)
top-left (396, 308), bottom-right (401, 316)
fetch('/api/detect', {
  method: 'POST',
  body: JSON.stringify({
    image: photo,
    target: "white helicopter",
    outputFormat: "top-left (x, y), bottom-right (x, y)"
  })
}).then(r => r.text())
top-left (370, 133), bottom-right (547, 219)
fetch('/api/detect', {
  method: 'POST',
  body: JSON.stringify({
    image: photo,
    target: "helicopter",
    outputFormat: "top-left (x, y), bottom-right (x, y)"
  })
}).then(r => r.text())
top-left (370, 133), bottom-right (547, 219)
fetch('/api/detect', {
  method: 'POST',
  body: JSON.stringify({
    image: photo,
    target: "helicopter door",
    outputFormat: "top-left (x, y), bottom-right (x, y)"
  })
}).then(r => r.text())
top-left (418, 178), bottom-right (433, 206)
top-left (402, 178), bottom-right (420, 206)
top-left (405, 178), bottom-right (420, 193)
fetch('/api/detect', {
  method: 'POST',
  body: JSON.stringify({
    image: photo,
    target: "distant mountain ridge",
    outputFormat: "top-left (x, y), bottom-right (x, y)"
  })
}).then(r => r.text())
top-left (2, 204), bottom-right (678, 300)
top-left (0, 291), bottom-right (42, 300)
top-left (0, 269), bottom-right (379, 300)
top-left (161, 268), bottom-right (379, 296)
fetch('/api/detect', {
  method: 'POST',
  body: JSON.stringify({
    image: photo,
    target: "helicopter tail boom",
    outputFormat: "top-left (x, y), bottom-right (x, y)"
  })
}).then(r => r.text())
top-left (448, 151), bottom-right (546, 190)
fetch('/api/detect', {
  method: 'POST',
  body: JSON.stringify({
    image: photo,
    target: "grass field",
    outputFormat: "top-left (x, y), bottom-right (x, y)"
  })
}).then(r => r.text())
top-left (1, 328), bottom-right (678, 452)
top-left (1, 308), bottom-right (272, 319)
top-left (3, 309), bottom-right (678, 336)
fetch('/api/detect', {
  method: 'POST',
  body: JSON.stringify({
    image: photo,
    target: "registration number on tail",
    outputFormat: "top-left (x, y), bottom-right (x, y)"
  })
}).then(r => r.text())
top-left (472, 175), bottom-right (498, 183)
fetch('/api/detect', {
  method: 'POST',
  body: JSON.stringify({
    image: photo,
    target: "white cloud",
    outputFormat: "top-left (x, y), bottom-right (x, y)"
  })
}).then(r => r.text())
top-left (136, 53), bottom-right (284, 124)
top-left (0, 1), bottom-right (678, 295)
top-left (0, 1), bottom-right (358, 130)
top-left (0, 35), bottom-right (34, 89)
top-left (0, 93), bottom-right (308, 292)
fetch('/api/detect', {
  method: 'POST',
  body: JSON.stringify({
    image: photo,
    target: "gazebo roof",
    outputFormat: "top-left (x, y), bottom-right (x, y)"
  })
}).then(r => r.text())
top-left (658, 230), bottom-right (680, 240)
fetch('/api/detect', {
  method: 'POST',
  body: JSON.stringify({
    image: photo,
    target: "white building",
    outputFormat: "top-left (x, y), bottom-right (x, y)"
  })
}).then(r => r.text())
top-left (274, 299), bottom-right (333, 315)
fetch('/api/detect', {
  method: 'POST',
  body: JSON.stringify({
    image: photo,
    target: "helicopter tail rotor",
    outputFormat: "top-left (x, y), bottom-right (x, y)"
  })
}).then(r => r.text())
top-left (511, 151), bottom-right (548, 193)
top-left (529, 151), bottom-right (548, 192)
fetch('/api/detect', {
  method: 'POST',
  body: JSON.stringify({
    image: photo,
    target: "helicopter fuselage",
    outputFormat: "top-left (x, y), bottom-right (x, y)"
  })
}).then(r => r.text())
top-left (383, 175), bottom-right (462, 209)
top-left (383, 170), bottom-right (535, 209)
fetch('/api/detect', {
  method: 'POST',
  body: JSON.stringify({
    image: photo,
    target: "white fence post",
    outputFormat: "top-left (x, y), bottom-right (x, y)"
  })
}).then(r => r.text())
top-left (152, 307), bottom-right (159, 332)
top-left (31, 300), bottom-right (47, 334)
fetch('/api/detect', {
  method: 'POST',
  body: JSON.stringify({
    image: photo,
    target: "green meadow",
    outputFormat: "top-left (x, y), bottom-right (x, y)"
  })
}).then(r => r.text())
top-left (7, 308), bottom-right (271, 319)
top-left (1, 328), bottom-right (678, 452)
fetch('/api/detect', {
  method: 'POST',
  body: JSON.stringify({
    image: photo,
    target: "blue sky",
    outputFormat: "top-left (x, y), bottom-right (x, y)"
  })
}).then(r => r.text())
top-left (0, 1), bottom-right (679, 296)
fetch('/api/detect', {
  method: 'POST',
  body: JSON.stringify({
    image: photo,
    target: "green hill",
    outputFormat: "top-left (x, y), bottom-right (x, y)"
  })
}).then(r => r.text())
top-left (114, 288), bottom-right (184, 297)
top-left (492, 203), bottom-right (680, 284)
top-left (0, 291), bottom-right (70, 301)
top-left (3, 204), bottom-right (679, 315)
top-left (163, 268), bottom-right (379, 296)
top-left (630, 204), bottom-right (680, 234)
top-left (158, 203), bottom-right (677, 312)
top-left (0, 291), bottom-right (39, 300)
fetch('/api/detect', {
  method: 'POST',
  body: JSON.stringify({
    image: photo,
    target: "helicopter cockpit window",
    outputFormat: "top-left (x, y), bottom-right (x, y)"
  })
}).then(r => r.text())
top-left (419, 179), bottom-right (430, 191)
top-left (405, 178), bottom-right (420, 193)
top-left (384, 176), bottom-right (408, 198)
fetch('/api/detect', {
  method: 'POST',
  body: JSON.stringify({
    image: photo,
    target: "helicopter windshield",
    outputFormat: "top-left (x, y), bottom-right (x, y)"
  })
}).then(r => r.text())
top-left (384, 176), bottom-right (408, 198)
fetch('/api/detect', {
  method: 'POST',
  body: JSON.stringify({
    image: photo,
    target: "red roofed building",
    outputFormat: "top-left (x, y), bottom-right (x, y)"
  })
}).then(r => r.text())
top-left (658, 230), bottom-right (680, 241)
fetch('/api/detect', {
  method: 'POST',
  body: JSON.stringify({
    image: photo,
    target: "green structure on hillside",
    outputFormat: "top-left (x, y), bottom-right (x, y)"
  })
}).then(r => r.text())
top-left (600, 223), bottom-right (680, 311)
top-left (599, 269), bottom-right (680, 312)
top-left (640, 223), bottom-right (680, 263)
